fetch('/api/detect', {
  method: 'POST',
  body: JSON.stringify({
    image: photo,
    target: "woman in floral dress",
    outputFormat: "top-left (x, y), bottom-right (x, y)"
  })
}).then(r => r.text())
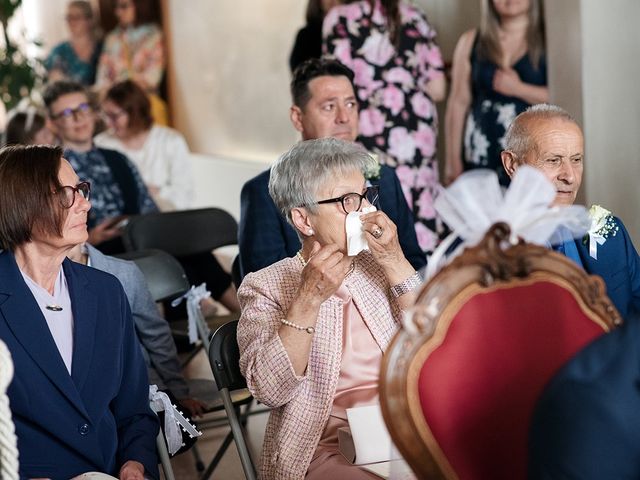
top-left (323, 0), bottom-right (446, 254)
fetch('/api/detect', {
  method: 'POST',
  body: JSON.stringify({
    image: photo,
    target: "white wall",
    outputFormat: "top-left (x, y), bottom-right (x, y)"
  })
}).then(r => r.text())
top-left (189, 152), bottom-right (266, 221)
top-left (163, 0), bottom-right (302, 164)
top-left (164, 0), bottom-right (478, 165)
top-left (581, 0), bottom-right (640, 242)
top-left (546, 0), bottom-right (640, 242)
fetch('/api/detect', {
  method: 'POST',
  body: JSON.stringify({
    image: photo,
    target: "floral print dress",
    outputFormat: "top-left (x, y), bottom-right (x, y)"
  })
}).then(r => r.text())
top-left (464, 35), bottom-right (547, 185)
top-left (323, 0), bottom-right (445, 254)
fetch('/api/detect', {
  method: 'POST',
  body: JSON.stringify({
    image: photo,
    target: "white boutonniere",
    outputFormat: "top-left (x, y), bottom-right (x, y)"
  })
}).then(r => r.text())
top-left (585, 204), bottom-right (619, 259)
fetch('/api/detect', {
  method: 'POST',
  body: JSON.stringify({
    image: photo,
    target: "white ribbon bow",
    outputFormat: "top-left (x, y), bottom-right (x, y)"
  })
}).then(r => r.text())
top-left (149, 385), bottom-right (183, 455)
top-left (588, 233), bottom-right (606, 260)
top-left (171, 283), bottom-right (211, 344)
top-left (427, 166), bottom-right (591, 280)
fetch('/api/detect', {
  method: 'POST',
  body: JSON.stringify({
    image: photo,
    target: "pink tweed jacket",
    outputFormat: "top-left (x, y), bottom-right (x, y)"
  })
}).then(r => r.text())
top-left (237, 251), bottom-right (402, 480)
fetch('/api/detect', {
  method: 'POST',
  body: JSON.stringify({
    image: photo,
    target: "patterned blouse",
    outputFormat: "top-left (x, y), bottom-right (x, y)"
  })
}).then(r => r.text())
top-left (95, 23), bottom-right (164, 91)
top-left (64, 147), bottom-right (157, 227)
top-left (44, 40), bottom-right (103, 85)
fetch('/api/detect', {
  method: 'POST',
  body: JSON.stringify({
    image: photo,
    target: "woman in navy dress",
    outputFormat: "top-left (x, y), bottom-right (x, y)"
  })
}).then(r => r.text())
top-left (445, 0), bottom-right (548, 186)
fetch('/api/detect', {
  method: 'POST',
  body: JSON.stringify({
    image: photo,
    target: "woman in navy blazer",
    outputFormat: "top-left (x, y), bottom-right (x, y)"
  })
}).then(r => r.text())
top-left (0, 145), bottom-right (158, 479)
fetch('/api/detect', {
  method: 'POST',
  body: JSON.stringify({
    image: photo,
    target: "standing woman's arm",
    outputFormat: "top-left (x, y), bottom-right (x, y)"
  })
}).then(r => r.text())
top-left (444, 29), bottom-right (476, 185)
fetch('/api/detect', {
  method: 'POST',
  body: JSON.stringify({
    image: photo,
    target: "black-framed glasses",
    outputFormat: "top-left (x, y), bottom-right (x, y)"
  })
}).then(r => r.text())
top-left (100, 108), bottom-right (127, 123)
top-left (51, 102), bottom-right (92, 122)
top-left (56, 181), bottom-right (91, 209)
top-left (316, 185), bottom-right (379, 214)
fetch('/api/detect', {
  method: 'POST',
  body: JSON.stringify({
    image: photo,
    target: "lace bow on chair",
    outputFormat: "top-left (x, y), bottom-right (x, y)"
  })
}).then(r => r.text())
top-left (427, 166), bottom-right (591, 280)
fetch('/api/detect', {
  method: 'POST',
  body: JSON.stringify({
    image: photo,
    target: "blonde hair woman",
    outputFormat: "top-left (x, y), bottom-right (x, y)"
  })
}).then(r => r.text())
top-left (445, 0), bottom-right (548, 186)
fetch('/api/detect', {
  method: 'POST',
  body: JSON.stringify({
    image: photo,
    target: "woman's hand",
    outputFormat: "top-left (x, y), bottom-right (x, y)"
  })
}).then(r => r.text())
top-left (278, 242), bottom-right (351, 376)
top-left (119, 461), bottom-right (145, 480)
top-left (360, 211), bottom-right (405, 268)
top-left (179, 397), bottom-right (207, 417)
top-left (297, 242), bottom-right (352, 306)
top-left (87, 217), bottom-right (123, 245)
top-left (493, 67), bottom-right (523, 98)
top-left (361, 211), bottom-right (417, 308)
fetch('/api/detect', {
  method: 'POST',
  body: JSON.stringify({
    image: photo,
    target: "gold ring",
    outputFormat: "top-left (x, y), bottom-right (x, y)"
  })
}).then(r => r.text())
top-left (372, 226), bottom-right (383, 239)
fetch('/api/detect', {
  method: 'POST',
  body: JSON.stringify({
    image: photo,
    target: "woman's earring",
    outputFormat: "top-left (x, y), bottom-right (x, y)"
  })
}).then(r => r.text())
top-left (308, 229), bottom-right (314, 236)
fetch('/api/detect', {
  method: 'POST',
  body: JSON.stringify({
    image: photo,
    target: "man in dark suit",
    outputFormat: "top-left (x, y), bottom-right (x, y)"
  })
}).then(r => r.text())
top-left (502, 104), bottom-right (640, 317)
top-left (238, 58), bottom-right (426, 278)
top-left (528, 310), bottom-right (640, 478)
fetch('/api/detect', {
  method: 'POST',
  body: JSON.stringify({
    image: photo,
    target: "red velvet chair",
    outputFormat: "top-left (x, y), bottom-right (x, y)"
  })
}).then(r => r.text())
top-left (380, 223), bottom-right (621, 480)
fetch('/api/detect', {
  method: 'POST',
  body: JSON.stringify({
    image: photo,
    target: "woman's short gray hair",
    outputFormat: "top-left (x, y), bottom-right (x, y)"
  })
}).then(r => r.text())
top-left (269, 138), bottom-right (377, 224)
top-left (504, 103), bottom-right (578, 158)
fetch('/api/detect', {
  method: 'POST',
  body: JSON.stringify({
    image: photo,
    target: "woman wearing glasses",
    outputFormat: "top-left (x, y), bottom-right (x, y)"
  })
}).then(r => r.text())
top-left (44, 0), bottom-right (102, 85)
top-left (238, 138), bottom-right (420, 479)
top-left (0, 145), bottom-right (158, 479)
top-left (95, 80), bottom-right (193, 211)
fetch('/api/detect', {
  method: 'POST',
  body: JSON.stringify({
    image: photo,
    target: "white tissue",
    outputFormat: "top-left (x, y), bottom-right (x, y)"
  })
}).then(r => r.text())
top-left (346, 205), bottom-right (377, 256)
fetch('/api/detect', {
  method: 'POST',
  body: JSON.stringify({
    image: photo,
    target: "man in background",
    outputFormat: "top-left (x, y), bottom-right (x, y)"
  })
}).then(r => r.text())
top-left (501, 103), bottom-right (640, 317)
top-left (238, 58), bottom-right (426, 278)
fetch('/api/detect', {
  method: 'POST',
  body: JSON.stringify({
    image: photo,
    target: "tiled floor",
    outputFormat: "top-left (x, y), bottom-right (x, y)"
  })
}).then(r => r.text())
top-left (162, 346), bottom-right (268, 480)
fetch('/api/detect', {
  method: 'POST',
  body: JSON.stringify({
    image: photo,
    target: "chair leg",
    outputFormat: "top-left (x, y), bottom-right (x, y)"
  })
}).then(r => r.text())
top-left (191, 443), bottom-right (205, 472)
top-left (199, 431), bottom-right (234, 480)
top-left (156, 431), bottom-right (175, 480)
top-left (221, 390), bottom-right (257, 480)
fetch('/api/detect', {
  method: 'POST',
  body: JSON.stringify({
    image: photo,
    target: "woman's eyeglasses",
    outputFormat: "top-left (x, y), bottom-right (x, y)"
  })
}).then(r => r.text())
top-left (100, 108), bottom-right (127, 123)
top-left (316, 185), bottom-right (379, 214)
top-left (57, 181), bottom-right (91, 209)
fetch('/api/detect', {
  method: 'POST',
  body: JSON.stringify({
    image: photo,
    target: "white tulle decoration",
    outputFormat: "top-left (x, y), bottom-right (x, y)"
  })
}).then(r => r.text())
top-left (426, 166), bottom-right (591, 280)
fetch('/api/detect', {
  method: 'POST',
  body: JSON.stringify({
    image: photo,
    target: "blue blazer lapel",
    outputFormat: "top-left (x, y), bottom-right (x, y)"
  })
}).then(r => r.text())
top-left (64, 258), bottom-right (98, 393)
top-left (0, 251), bottom-right (89, 417)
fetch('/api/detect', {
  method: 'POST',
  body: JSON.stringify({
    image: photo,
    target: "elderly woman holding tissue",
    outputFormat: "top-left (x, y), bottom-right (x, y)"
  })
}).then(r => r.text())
top-left (237, 137), bottom-right (420, 479)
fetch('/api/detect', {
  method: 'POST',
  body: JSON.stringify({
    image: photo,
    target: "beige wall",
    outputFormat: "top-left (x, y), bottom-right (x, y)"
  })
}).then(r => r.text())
top-left (165, 0), bottom-right (479, 165)
top-left (164, 0), bottom-right (303, 164)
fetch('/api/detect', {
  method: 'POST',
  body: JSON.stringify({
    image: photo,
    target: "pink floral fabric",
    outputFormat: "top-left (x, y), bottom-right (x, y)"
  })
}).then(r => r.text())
top-left (96, 23), bottom-right (164, 92)
top-left (323, 0), bottom-right (445, 254)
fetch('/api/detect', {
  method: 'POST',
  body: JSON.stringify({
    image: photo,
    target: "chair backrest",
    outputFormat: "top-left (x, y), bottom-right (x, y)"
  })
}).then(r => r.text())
top-left (116, 249), bottom-right (190, 303)
top-left (380, 223), bottom-right (621, 480)
top-left (208, 320), bottom-right (247, 391)
top-left (123, 208), bottom-right (238, 257)
top-left (207, 320), bottom-right (257, 480)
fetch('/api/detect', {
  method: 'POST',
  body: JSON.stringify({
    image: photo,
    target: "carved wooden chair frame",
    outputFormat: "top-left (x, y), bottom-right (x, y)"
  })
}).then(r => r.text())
top-left (380, 223), bottom-right (621, 479)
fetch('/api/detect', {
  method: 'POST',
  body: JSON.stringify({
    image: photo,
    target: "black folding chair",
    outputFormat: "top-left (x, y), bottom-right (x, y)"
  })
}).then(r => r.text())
top-left (117, 249), bottom-right (249, 476)
top-left (123, 207), bottom-right (238, 255)
top-left (117, 249), bottom-right (190, 302)
top-left (123, 208), bottom-right (240, 353)
top-left (208, 321), bottom-right (257, 480)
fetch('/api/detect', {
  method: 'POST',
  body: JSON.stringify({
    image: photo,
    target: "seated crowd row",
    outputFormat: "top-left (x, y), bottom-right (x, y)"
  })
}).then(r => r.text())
top-left (1, 53), bottom-right (639, 480)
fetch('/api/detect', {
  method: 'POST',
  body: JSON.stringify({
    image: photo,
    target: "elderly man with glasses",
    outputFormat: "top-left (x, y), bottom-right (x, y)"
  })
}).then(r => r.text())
top-left (44, 80), bottom-right (157, 254)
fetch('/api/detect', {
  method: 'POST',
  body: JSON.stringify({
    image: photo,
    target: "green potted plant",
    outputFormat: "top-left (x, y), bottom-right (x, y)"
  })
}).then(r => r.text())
top-left (0, 0), bottom-right (44, 113)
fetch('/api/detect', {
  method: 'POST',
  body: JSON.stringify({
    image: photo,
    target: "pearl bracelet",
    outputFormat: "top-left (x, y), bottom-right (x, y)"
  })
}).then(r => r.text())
top-left (280, 318), bottom-right (315, 334)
